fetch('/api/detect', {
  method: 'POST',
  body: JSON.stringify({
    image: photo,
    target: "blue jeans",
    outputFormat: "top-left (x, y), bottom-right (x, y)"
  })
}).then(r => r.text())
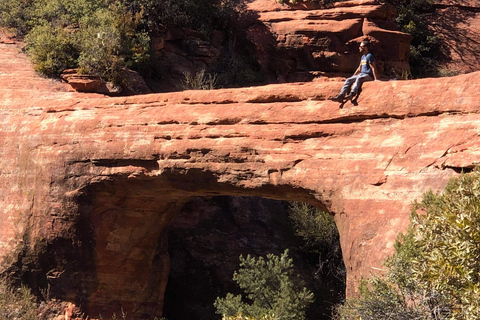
top-left (340, 73), bottom-right (373, 96)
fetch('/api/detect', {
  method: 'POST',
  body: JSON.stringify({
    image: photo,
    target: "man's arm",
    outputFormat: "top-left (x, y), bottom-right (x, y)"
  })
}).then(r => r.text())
top-left (370, 61), bottom-right (378, 80)
top-left (353, 64), bottom-right (361, 76)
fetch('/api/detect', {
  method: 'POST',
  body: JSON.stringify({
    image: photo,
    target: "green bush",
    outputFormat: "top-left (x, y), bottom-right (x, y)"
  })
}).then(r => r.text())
top-left (24, 23), bottom-right (78, 76)
top-left (0, 0), bottom-right (241, 83)
top-left (16, 0), bottom-right (152, 82)
top-left (213, 52), bottom-right (265, 88)
top-left (0, 0), bottom-right (32, 34)
top-left (406, 170), bottom-right (480, 318)
top-left (385, 0), bottom-right (447, 78)
top-left (214, 250), bottom-right (314, 320)
top-left (76, 6), bottom-right (124, 82)
top-left (26, 0), bottom-right (102, 28)
top-left (335, 169), bottom-right (480, 320)
top-left (121, 0), bottom-right (238, 35)
top-left (289, 202), bottom-right (337, 250)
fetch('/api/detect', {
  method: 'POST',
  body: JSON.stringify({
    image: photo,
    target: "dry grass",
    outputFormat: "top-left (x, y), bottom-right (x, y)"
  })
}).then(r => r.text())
top-left (0, 278), bottom-right (37, 320)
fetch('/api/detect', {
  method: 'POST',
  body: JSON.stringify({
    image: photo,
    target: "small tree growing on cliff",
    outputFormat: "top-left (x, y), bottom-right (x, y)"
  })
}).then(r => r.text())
top-left (214, 250), bottom-right (314, 320)
top-left (335, 169), bottom-right (480, 320)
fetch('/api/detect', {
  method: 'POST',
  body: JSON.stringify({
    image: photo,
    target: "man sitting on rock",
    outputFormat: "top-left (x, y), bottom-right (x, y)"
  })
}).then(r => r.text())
top-left (329, 39), bottom-right (378, 103)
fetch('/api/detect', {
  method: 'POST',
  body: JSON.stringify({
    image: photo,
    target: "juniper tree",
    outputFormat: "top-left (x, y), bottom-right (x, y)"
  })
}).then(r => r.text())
top-left (215, 250), bottom-right (314, 320)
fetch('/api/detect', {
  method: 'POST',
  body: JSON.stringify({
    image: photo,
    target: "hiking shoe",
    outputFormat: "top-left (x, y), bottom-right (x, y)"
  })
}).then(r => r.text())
top-left (346, 91), bottom-right (356, 100)
top-left (329, 94), bottom-right (344, 102)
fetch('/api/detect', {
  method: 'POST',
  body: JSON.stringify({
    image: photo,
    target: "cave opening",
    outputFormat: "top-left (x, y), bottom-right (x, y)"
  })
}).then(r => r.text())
top-left (66, 172), bottom-right (346, 320)
top-left (162, 196), bottom-right (346, 320)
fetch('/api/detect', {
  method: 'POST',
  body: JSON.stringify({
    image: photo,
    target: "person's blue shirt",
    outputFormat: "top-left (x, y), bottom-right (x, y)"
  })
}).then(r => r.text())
top-left (360, 53), bottom-right (375, 77)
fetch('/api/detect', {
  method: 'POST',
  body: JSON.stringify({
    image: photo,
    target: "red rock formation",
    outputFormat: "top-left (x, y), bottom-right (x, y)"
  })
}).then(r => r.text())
top-left (2, 34), bottom-right (480, 318)
top-left (60, 68), bottom-right (152, 96)
top-left (429, 0), bottom-right (480, 74)
top-left (245, 0), bottom-right (411, 81)
top-left (138, 0), bottom-right (480, 87)
top-left (115, 0), bottom-right (412, 92)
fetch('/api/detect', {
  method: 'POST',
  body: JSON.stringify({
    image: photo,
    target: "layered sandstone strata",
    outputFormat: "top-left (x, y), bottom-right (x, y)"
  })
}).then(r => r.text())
top-left (2, 32), bottom-right (480, 318)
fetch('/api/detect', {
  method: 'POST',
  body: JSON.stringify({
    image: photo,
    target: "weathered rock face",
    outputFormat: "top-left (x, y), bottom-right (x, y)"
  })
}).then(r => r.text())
top-left (2, 36), bottom-right (480, 318)
top-left (246, 0), bottom-right (411, 81)
top-left (149, 27), bottom-right (223, 92)
top-left (135, 0), bottom-right (411, 91)
top-left (143, 0), bottom-right (480, 88)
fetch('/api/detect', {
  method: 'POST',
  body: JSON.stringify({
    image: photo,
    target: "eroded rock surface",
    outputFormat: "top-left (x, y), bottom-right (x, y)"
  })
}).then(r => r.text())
top-left (1, 36), bottom-right (480, 318)
top-left (246, 0), bottom-right (411, 80)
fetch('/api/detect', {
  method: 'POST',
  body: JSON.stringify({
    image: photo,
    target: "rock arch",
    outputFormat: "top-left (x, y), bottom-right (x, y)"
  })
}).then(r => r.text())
top-left (73, 173), bottom-right (326, 317)
top-left (2, 40), bottom-right (480, 316)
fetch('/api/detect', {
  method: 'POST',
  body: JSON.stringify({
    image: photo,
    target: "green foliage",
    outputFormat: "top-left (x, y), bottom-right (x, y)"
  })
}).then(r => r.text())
top-left (215, 250), bottom-right (314, 320)
top-left (408, 170), bottom-right (480, 318)
top-left (335, 169), bottom-right (480, 320)
top-left (385, 0), bottom-right (447, 78)
top-left (213, 53), bottom-right (265, 89)
top-left (122, 0), bottom-right (239, 35)
top-left (76, 9), bottom-right (122, 80)
top-left (15, 0), bottom-right (152, 81)
top-left (288, 202), bottom-right (345, 280)
top-left (289, 202), bottom-right (337, 249)
top-left (0, 278), bottom-right (37, 320)
top-left (24, 24), bottom-right (78, 76)
top-left (26, 0), bottom-right (103, 29)
top-left (0, 0), bottom-right (239, 82)
top-left (0, 0), bottom-right (32, 34)
top-left (335, 277), bottom-right (433, 320)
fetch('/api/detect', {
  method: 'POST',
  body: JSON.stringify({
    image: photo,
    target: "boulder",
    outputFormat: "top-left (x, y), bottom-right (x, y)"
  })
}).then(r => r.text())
top-left (61, 69), bottom-right (151, 96)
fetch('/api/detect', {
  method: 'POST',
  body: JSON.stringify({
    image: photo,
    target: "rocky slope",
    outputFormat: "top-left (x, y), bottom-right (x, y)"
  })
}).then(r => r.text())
top-left (2, 26), bottom-right (480, 318)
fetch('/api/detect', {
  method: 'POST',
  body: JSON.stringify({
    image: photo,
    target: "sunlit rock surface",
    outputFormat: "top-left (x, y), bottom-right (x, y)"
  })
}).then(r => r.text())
top-left (1, 30), bottom-right (480, 318)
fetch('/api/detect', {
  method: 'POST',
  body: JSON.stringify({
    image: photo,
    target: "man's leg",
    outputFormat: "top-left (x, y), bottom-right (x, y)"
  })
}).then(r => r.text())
top-left (340, 75), bottom-right (358, 96)
top-left (330, 75), bottom-right (358, 101)
top-left (347, 74), bottom-right (372, 99)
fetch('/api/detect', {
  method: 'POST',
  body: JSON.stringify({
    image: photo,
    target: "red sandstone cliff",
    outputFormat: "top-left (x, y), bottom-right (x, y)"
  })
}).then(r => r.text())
top-left (2, 25), bottom-right (480, 318)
